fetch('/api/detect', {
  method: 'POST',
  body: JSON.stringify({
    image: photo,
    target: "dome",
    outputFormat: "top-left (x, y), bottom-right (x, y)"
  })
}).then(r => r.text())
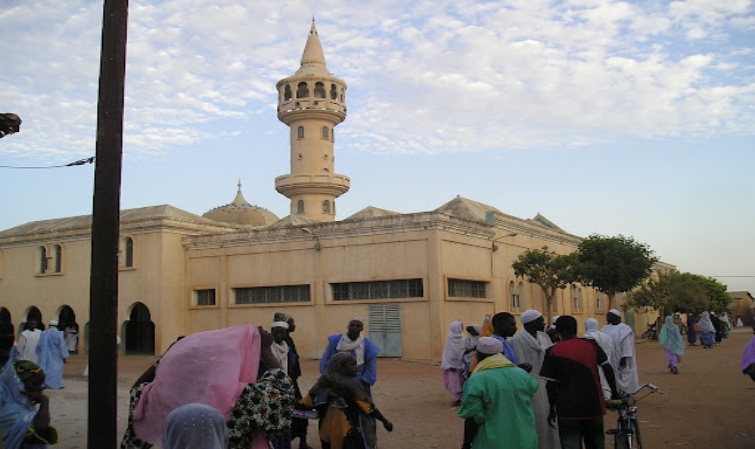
top-left (203, 182), bottom-right (279, 227)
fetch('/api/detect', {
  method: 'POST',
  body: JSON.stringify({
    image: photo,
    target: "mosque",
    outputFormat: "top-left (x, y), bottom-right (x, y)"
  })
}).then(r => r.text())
top-left (0, 22), bottom-right (670, 360)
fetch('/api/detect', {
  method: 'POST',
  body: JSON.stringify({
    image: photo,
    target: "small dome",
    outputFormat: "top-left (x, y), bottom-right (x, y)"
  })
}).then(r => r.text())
top-left (203, 181), bottom-right (279, 227)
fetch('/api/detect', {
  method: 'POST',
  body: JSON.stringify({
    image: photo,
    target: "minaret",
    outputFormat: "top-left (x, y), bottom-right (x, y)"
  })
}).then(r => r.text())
top-left (275, 19), bottom-right (349, 222)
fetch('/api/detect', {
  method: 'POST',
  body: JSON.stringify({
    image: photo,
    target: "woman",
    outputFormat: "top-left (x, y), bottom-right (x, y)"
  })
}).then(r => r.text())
top-left (687, 314), bottom-right (698, 346)
top-left (659, 315), bottom-right (685, 374)
top-left (162, 403), bottom-right (227, 449)
top-left (698, 312), bottom-right (716, 349)
top-left (0, 359), bottom-right (59, 448)
top-left (121, 325), bottom-right (294, 449)
top-left (300, 353), bottom-right (393, 449)
top-left (742, 323), bottom-right (755, 382)
top-left (441, 320), bottom-right (466, 406)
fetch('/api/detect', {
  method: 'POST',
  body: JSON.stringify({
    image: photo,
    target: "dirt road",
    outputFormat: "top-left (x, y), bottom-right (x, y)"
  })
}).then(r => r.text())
top-left (50, 327), bottom-right (753, 448)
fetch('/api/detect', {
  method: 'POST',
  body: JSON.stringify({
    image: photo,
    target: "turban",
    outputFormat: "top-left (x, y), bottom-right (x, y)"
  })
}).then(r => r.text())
top-left (14, 360), bottom-right (43, 382)
top-left (476, 337), bottom-right (503, 355)
top-left (520, 309), bottom-right (542, 324)
top-left (273, 312), bottom-right (291, 323)
top-left (271, 321), bottom-right (289, 329)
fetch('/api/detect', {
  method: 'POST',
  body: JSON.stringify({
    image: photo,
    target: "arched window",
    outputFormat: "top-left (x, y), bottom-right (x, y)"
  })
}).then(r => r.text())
top-left (518, 281), bottom-right (527, 309)
top-left (284, 85), bottom-right (292, 101)
top-left (38, 246), bottom-right (48, 274)
top-left (322, 126), bottom-right (329, 139)
top-left (330, 84), bottom-right (338, 100)
top-left (296, 82), bottom-right (309, 98)
top-left (340, 88), bottom-right (345, 102)
top-left (297, 200), bottom-right (305, 214)
top-left (332, 128), bottom-right (335, 142)
top-left (53, 244), bottom-right (62, 273)
top-left (323, 200), bottom-right (331, 214)
top-left (314, 82), bottom-right (326, 98)
top-left (297, 126), bottom-right (304, 139)
top-left (124, 237), bottom-right (134, 268)
top-left (509, 281), bottom-right (520, 311)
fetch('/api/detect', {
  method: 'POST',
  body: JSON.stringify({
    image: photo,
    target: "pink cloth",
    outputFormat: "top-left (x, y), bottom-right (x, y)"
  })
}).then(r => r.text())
top-left (132, 325), bottom-right (261, 446)
top-left (442, 368), bottom-right (465, 401)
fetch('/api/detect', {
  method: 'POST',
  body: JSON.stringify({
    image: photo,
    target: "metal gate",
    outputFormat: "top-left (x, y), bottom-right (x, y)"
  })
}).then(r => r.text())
top-left (368, 304), bottom-right (402, 357)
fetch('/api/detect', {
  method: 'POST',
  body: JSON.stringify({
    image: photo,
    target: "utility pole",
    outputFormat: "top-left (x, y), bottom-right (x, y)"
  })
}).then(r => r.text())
top-left (88, 1), bottom-right (128, 447)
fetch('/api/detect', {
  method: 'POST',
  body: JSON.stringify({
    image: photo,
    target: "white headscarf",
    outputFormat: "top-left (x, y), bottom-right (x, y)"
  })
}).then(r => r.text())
top-left (337, 334), bottom-right (365, 366)
top-left (162, 403), bottom-right (228, 449)
top-left (441, 320), bottom-right (465, 370)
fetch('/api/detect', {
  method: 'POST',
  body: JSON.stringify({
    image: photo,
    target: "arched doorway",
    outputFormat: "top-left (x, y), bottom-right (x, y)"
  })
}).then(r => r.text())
top-left (58, 305), bottom-right (79, 353)
top-left (125, 302), bottom-right (155, 355)
top-left (22, 306), bottom-right (44, 335)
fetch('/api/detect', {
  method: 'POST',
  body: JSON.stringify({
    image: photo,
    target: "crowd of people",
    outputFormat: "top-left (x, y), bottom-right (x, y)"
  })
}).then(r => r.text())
top-left (1, 308), bottom-right (752, 449)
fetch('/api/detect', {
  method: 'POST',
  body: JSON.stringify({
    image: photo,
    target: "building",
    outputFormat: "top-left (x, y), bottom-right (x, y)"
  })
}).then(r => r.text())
top-left (728, 291), bottom-right (754, 326)
top-left (0, 22), bottom-right (670, 360)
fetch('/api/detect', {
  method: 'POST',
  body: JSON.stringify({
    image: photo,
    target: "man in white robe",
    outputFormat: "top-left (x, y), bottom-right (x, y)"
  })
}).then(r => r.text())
top-left (601, 309), bottom-right (639, 394)
top-left (17, 318), bottom-right (42, 363)
top-left (509, 309), bottom-right (559, 449)
top-left (583, 317), bottom-right (614, 400)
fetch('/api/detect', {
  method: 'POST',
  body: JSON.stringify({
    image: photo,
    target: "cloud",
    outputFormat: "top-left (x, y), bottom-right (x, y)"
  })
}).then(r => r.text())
top-left (1, 0), bottom-right (753, 159)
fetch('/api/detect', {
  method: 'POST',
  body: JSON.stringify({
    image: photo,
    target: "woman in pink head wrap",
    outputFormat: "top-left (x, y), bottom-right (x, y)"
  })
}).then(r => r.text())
top-left (121, 325), bottom-right (295, 449)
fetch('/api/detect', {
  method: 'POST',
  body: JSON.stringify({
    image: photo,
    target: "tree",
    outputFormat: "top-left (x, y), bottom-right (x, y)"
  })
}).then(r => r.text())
top-left (626, 271), bottom-right (709, 315)
top-left (512, 247), bottom-right (578, 324)
top-left (576, 234), bottom-right (658, 310)
top-left (0, 113), bottom-right (22, 138)
top-left (686, 274), bottom-right (730, 314)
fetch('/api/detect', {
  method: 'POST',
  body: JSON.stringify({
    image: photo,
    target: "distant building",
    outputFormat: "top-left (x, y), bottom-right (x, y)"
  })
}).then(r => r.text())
top-left (0, 22), bottom-right (672, 360)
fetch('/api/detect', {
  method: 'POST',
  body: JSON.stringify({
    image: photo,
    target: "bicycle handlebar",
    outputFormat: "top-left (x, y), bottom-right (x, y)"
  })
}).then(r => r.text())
top-left (607, 383), bottom-right (662, 410)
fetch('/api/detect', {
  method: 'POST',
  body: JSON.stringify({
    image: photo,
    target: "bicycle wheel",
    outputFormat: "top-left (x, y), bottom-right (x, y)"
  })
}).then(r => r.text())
top-left (613, 418), bottom-right (630, 449)
top-left (631, 417), bottom-right (643, 449)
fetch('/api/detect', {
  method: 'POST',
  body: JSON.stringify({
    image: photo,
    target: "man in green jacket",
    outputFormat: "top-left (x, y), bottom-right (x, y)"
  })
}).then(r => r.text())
top-left (458, 337), bottom-right (539, 449)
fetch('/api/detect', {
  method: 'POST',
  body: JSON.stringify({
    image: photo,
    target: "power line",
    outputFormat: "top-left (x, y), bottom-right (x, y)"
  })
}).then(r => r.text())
top-left (0, 156), bottom-right (95, 169)
top-left (709, 275), bottom-right (755, 278)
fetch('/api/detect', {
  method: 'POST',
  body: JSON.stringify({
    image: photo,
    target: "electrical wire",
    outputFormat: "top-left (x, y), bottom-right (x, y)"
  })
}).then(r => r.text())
top-left (0, 156), bottom-right (95, 169)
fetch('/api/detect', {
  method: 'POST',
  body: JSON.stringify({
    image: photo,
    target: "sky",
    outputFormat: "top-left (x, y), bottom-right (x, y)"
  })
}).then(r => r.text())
top-left (1, 0), bottom-right (754, 293)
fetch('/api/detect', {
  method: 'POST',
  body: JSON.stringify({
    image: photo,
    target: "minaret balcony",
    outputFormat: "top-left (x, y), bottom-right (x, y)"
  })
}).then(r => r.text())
top-left (277, 100), bottom-right (346, 124)
top-left (275, 173), bottom-right (350, 197)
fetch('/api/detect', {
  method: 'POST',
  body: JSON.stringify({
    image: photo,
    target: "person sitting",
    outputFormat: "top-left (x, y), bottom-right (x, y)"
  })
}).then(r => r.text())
top-left (162, 403), bottom-right (228, 449)
top-left (300, 353), bottom-right (393, 449)
top-left (120, 325), bottom-right (295, 449)
top-left (0, 359), bottom-right (60, 448)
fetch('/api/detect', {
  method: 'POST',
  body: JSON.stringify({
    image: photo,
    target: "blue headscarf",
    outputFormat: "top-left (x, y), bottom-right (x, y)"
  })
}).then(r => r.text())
top-left (659, 316), bottom-right (685, 356)
top-left (0, 357), bottom-right (39, 448)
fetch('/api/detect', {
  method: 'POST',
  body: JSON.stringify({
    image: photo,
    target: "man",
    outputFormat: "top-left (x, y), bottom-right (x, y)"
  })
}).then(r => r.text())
top-left (541, 316), bottom-right (619, 449)
top-left (582, 318), bottom-right (614, 400)
top-left (35, 320), bottom-right (69, 389)
top-left (274, 312), bottom-right (310, 449)
top-left (265, 320), bottom-right (299, 449)
top-left (601, 309), bottom-right (639, 394)
top-left (320, 317), bottom-right (379, 393)
top-left (491, 312), bottom-right (520, 365)
top-left (509, 310), bottom-right (560, 449)
top-left (17, 319), bottom-right (42, 364)
top-left (458, 337), bottom-right (538, 449)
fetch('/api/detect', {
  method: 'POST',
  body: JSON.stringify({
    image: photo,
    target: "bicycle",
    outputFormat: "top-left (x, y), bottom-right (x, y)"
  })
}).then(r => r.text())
top-left (640, 323), bottom-right (657, 340)
top-left (606, 383), bottom-right (663, 449)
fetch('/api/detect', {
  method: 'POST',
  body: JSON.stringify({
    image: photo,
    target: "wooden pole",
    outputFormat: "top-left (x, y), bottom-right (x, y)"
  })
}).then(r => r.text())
top-left (88, 0), bottom-right (128, 447)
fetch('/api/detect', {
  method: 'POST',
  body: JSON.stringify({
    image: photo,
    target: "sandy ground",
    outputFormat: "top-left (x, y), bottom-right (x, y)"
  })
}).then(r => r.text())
top-left (48, 328), bottom-right (754, 448)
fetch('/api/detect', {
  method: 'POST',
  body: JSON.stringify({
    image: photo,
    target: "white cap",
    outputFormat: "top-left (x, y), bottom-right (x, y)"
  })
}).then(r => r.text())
top-left (271, 321), bottom-right (289, 329)
top-left (608, 309), bottom-right (622, 318)
top-left (49, 320), bottom-right (58, 326)
top-left (476, 337), bottom-right (504, 355)
top-left (520, 309), bottom-right (542, 324)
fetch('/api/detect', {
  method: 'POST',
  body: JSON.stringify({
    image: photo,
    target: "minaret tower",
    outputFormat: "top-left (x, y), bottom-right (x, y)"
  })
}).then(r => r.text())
top-left (275, 20), bottom-right (349, 222)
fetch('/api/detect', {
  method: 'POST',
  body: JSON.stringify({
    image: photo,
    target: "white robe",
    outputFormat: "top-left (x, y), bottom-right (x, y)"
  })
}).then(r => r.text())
top-left (509, 329), bottom-right (559, 449)
top-left (17, 329), bottom-right (42, 363)
top-left (601, 323), bottom-right (639, 394)
top-left (583, 329), bottom-right (614, 400)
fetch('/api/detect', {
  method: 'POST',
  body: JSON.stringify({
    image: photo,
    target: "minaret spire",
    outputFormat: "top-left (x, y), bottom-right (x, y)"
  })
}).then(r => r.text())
top-left (274, 21), bottom-right (349, 222)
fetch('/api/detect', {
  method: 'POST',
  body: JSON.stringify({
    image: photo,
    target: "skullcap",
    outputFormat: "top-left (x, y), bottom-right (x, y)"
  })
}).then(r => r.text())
top-left (349, 317), bottom-right (364, 324)
top-left (520, 309), bottom-right (542, 324)
top-left (608, 309), bottom-right (622, 318)
top-left (476, 336), bottom-right (504, 355)
top-left (49, 319), bottom-right (58, 326)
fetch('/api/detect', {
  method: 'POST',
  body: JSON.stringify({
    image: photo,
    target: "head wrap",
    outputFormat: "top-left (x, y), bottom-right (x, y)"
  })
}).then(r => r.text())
top-left (608, 309), bottom-right (622, 318)
top-left (271, 321), bottom-right (289, 329)
top-left (441, 320), bottom-right (465, 370)
top-left (273, 312), bottom-right (291, 323)
top-left (476, 336), bottom-right (503, 355)
top-left (520, 309), bottom-right (542, 324)
top-left (14, 360), bottom-right (43, 382)
top-left (585, 317), bottom-right (600, 332)
top-left (49, 319), bottom-right (58, 326)
top-left (349, 317), bottom-right (364, 324)
top-left (162, 403), bottom-right (228, 449)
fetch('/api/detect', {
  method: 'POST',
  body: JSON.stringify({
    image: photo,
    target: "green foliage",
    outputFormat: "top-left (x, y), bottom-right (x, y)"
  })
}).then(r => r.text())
top-left (685, 274), bottom-right (730, 313)
top-left (626, 271), bottom-right (709, 315)
top-left (576, 234), bottom-right (658, 303)
top-left (512, 247), bottom-right (578, 321)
